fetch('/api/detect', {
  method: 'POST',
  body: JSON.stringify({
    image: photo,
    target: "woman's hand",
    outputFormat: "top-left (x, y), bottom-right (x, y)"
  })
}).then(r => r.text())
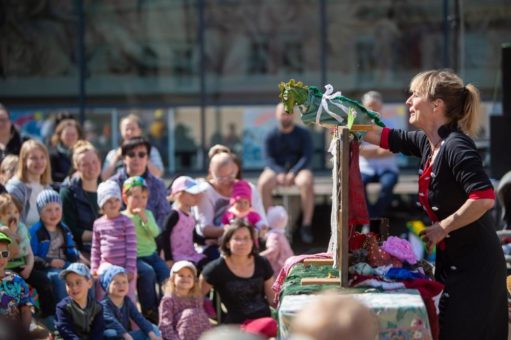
top-left (419, 222), bottom-right (448, 252)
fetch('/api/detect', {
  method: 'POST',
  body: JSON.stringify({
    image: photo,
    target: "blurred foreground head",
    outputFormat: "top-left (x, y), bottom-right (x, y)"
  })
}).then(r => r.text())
top-left (291, 293), bottom-right (378, 340)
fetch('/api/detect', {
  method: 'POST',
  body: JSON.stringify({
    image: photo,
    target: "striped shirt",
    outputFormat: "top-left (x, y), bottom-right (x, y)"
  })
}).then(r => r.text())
top-left (90, 214), bottom-right (137, 274)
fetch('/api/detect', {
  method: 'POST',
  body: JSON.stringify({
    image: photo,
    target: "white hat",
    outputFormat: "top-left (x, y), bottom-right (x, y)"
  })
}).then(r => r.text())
top-left (170, 176), bottom-right (209, 196)
top-left (171, 260), bottom-right (197, 277)
top-left (267, 205), bottom-right (288, 229)
top-left (97, 180), bottom-right (122, 208)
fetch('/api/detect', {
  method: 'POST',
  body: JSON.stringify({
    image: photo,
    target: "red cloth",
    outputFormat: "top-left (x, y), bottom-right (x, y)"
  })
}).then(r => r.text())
top-left (380, 127), bottom-right (391, 149)
top-left (349, 141), bottom-right (369, 226)
top-left (241, 317), bottom-right (278, 339)
top-left (403, 279), bottom-right (445, 340)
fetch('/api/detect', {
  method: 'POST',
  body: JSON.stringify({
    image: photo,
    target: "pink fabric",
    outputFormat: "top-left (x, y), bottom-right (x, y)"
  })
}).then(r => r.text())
top-left (259, 231), bottom-right (294, 275)
top-left (230, 180), bottom-right (252, 205)
top-left (159, 294), bottom-right (211, 340)
top-left (272, 252), bottom-right (332, 306)
top-left (171, 209), bottom-right (206, 263)
top-left (381, 236), bottom-right (417, 265)
top-left (222, 208), bottom-right (262, 228)
top-left (90, 214), bottom-right (137, 274)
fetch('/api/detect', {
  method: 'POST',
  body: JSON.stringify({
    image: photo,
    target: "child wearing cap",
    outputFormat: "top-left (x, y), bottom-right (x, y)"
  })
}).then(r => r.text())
top-left (100, 264), bottom-right (162, 340)
top-left (29, 189), bottom-right (80, 304)
top-left (0, 231), bottom-right (35, 338)
top-left (259, 206), bottom-right (294, 275)
top-left (91, 180), bottom-right (137, 302)
top-left (122, 176), bottom-right (169, 323)
top-left (221, 180), bottom-right (265, 230)
top-left (56, 262), bottom-right (104, 339)
top-left (159, 176), bottom-right (208, 270)
top-left (159, 261), bottom-right (211, 340)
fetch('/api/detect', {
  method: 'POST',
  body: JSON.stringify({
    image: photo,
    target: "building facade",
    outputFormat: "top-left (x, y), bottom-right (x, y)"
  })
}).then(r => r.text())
top-left (0, 0), bottom-right (509, 173)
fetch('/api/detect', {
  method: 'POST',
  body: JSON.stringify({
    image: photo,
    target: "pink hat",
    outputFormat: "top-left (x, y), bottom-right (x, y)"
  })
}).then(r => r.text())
top-left (230, 180), bottom-right (252, 205)
top-left (267, 205), bottom-right (288, 229)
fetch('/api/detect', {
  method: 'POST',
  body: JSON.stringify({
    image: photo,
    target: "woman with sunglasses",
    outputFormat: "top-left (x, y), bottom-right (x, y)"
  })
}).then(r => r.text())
top-left (102, 114), bottom-right (164, 179)
top-left (194, 149), bottom-right (267, 262)
top-left (109, 136), bottom-right (170, 230)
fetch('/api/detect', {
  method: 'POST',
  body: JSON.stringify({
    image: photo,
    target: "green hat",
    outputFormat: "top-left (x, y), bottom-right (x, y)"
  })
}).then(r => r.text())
top-left (0, 232), bottom-right (12, 244)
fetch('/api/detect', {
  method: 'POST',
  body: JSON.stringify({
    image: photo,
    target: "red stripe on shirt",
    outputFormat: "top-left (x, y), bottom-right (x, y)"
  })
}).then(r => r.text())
top-left (468, 188), bottom-right (495, 200)
top-left (380, 127), bottom-right (391, 149)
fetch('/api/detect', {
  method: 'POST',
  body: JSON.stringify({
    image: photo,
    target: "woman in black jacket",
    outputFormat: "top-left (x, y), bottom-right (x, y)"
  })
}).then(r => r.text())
top-left (364, 69), bottom-right (507, 340)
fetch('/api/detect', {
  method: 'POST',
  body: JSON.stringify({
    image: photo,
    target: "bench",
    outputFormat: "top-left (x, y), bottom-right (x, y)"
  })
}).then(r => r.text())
top-left (245, 172), bottom-right (418, 228)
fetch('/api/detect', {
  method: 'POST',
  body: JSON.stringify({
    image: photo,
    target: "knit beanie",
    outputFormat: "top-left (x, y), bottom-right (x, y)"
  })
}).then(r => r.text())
top-left (99, 264), bottom-right (127, 292)
top-left (267, 205), bottom-right (288, 229)
top-left (36, 189), bottom-right (62, 213)
top-left (230, 180), bottom-right (252, 205)
top-left (97, 180), bottom-right (122, 208)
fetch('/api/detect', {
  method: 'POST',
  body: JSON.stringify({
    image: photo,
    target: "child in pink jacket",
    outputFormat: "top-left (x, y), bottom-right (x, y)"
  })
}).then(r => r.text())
top-left (260, 206), bottom-right (294, 275)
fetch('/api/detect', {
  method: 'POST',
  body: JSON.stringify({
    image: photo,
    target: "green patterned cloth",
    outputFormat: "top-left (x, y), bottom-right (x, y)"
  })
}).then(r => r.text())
top-left (277, 264), bottom-right (433, 340)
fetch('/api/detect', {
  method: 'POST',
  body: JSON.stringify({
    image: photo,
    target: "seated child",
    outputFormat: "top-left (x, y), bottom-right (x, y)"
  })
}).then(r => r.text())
top-left (0, 231), bottom-right (34, 338)
top-left (56, 263), bottom-right (104, 339)
top-left (100, 264), bottom-right (162, 340)
top-left (29, 190), bottom-right (80, 304)
top-left (0, 193), bottom-right (55, 319)
top-left (221, 180), bottom-right (265, 230)
top-left (91, 180), bottom-right (137, 302)
top-left (159, 261), bottom-right (211, 340)
top-left (160, 176), bottom-right (208, 270)
top-left (260, 206), bottom-right (294, 275)
top-left (122, 176), bottom-right (170, 322)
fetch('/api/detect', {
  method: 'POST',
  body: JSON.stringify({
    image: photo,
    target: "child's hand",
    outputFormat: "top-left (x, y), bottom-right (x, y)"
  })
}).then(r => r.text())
top-left (8, 217), bottom-right (18, 232)
top-left (132, 208), bottom-right (147, 221)
top-left (123, 333), bottom-right (134, 340)
top-left (50, 259), bottom-right (66, 269)
top-left (148, 332), bottom-right (162, 340)
top-left (20, 266), bottom-right (31, 279)
top-left (92, 271), bottom-right (98, 280)
top-left (127, 272), bottom-right (135, 282)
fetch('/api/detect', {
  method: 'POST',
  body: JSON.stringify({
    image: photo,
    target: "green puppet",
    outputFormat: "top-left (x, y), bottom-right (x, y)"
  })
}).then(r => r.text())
top-left (278, 79), bottom-right (386, 134)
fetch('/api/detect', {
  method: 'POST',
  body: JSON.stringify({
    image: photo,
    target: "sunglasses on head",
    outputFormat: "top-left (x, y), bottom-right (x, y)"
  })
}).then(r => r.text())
top-left (126, 151), bottom-right (147, 158)
top-left (0, 250), bottom-right (9, 259)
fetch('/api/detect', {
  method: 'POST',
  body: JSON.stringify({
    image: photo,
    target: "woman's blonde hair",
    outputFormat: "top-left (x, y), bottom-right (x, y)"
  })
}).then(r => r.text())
top-left (71, 140), bottom-right (101, 169)
top-left (163, 268), bottom-right (202, 298)
top-left (50, 119), bottom-right (83, 147)
top-left (410, 69), bottom-right (481, 136)
top-left (16, 140), bottom-right (52, 185)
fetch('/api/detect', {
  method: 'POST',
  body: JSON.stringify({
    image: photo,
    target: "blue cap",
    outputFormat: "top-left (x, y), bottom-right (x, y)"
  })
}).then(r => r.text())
top-left (59, 263), bottom-right (92, 280)
top-left (99, 264), bottom-right (127, 292)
